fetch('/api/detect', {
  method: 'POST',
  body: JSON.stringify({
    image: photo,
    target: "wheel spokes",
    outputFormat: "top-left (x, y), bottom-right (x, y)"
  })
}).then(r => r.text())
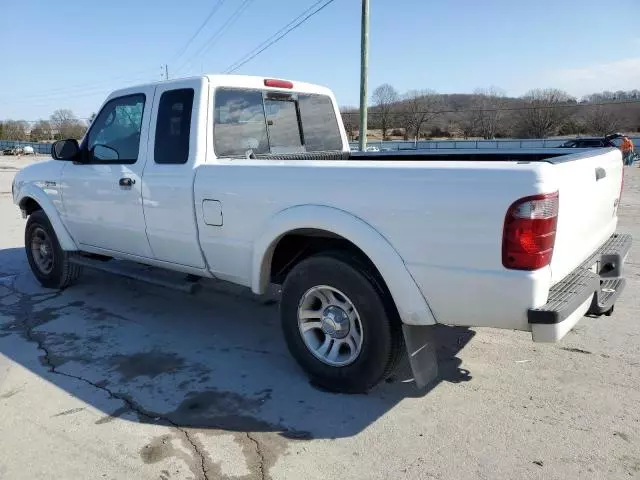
top-left (297, 285), bottom-right (364, 367)
top-left (327, 339), bottom-right (342, 362)
top-left (316, 336), bottom-right (333, 357)
top-left (299, 308), bottom-right (322, 320)
top-left (300, 320), bottom-right (323, 333)
top-left (31, 227), bottom-right (54, 274)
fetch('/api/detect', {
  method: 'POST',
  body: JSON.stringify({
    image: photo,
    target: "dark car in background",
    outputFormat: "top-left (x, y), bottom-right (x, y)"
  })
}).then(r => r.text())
top-left (559, 137), bottom-right (618, 148)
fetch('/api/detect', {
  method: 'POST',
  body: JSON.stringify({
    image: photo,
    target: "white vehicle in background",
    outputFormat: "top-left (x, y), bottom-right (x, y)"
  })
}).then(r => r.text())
top-left (12, 74), bottom-right (631, 393)
top-left (2, 145), bottom-right (35, 155)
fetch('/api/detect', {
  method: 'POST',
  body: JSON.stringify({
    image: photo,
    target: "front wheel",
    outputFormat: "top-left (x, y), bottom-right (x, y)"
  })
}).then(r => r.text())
top-left (25, 210), bottom-right (82, 289)
top-left (280, 252), bottom-right (403, 393)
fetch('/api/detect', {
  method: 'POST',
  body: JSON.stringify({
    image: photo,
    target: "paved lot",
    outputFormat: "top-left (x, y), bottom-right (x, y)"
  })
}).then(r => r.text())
top-left (1, 155), bottom-right (639, 480)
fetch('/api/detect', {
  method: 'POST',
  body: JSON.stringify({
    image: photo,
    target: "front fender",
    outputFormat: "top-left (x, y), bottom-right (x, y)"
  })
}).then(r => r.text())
top-left (252, 205), bottom-right (436, 326)
top-left (16, 183), bottom-right (78, 251)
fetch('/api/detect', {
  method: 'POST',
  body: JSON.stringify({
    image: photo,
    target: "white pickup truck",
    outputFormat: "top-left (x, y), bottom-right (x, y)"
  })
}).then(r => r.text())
top-left (12, 75), bottom-right (631, 393)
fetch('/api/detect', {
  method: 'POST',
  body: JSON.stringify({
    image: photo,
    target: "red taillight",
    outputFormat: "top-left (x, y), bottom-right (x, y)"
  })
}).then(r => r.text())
top-left (502, 192), bottom-right (559, 270)
top-left (264, 78), bottom-right (293, 89)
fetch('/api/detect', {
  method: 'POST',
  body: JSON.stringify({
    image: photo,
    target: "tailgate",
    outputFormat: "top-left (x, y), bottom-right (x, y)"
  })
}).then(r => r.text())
top-left (550, 148), bottom-right (623, 283)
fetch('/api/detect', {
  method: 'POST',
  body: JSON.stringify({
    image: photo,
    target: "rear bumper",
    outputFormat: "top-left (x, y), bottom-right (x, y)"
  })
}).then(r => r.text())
top-left (528, 233), bottom-right (632, 342)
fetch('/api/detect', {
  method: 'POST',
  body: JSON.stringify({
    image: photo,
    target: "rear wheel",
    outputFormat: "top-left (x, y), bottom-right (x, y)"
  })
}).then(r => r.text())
top-left (25, 210), bottom-right (82, 289)
top-left (280, 252), bottom-right (403, 393)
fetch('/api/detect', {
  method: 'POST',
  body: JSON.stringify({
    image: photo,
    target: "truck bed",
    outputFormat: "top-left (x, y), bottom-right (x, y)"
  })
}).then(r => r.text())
top-left (250, 148), bottom-right (612, 163)
top-left (351, 148), bottom-right (609, 163)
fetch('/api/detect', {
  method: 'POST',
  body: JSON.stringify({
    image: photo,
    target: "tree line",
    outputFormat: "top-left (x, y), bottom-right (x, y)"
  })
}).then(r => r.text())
top-left (341, 85), bottom-right (640, 141)
top-left (3, 86), bottom-right (639, 143)
top-left (0, 110), bottom-right (96, 142)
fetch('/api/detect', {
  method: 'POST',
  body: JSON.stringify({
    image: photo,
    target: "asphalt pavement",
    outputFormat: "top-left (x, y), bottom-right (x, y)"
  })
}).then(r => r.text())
top-left (1, 155), bottom-right (639, 480)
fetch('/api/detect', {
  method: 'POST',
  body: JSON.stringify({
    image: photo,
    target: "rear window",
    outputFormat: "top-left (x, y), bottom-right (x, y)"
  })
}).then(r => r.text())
top-left (214, 88), bottom-right (342, 157)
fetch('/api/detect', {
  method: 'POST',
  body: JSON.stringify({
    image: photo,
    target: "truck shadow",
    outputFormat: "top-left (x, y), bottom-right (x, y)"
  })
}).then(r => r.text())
top-left (0, 247), bottom-right (474, 440)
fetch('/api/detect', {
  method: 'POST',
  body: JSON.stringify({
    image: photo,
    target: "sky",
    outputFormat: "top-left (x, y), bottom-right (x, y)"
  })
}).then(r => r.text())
top-left (1, 0), bottom-right (639, 121)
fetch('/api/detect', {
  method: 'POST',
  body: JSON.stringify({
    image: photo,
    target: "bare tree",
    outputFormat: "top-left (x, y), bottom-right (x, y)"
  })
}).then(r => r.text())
top-left (30, 120), bottom-right (53, 141)
top-left (472, 87), bottom-right (507, 139)
top-left (87, 112), bottom-right (97, 127)
top-left (398, 90), bottom-right (442, 143)
top-left (0, 120), bottom-right (29, 140)
top-left (371, 84), bottom-right (399, 140)
top-left (340, 108), bottom-right (358, 141)
top-left (584, 105), bottom-right (621, 135)
top-left (50, 109), bottom-right (87, 139)
top-left (518, 89), bottom-right (575, 138)
top-left (453, 115), bottom-right (477, 139)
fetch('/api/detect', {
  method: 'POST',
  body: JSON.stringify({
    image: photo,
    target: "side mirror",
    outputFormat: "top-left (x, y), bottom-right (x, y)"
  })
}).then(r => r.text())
top-left (91, 144), bottom-right (119, 162)
top-left (52, 139), bottom-right (80, 160)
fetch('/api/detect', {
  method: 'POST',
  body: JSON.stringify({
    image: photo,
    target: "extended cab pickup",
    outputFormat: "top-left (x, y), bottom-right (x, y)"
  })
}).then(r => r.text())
top-left (12, 74), bottom-right (631, 393)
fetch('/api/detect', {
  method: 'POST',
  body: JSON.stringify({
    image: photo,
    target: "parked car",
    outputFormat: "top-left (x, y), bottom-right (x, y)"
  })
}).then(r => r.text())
top-left (2, 147), bottom-right (21, 156)
top-left (559, 137), bottom-right (617, 148)
top-left (12, 74), bottom-right (631, 393)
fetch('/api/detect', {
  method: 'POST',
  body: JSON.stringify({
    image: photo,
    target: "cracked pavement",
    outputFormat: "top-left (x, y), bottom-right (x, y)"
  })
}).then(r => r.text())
top-left (1, 155), bottom-right (640, 479)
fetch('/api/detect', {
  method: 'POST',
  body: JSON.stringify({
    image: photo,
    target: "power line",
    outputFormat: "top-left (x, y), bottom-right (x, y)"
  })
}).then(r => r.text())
top-left (5, 118), bottom-right (91, 123)
top-left (225, 0), bottom-right (336, 73)
top-left (340, 99), bottom-right (640, 115)
top-left (1, 68), bottom-right (157, 101)
top-left (176, 0), bottom-right (255, 75)
top-left (169, 0), bottom-right (227, 65)
top-left (1, 71), bottom-right (157, 104)
top-left (224, 0), bottom-right (327, 73)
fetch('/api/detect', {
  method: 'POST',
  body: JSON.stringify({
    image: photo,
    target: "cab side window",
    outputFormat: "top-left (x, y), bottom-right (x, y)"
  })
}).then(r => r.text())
top-left (87, 94), bottom-right (146, 163)
top-left (154, 89), bottom-right (194, 164)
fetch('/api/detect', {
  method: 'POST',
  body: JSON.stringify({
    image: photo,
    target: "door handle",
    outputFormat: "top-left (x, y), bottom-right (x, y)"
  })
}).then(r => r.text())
top-left (119, 177), bottom-right (135, 187)
top-left (595, 167), bottom-right (606, 181)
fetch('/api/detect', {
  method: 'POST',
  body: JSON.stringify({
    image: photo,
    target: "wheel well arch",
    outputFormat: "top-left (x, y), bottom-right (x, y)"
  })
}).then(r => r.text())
top-left (269, 229), bottom-right (381, 285)
top-left (269, 228), bottom-right (398, 314)
top-left (19, 196), bottom-right (42, 215)
top-left (252, 205), bottom-right (436, 326)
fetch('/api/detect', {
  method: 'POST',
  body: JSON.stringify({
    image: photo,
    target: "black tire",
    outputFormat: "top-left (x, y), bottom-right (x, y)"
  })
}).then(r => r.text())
top-left (281, 252), bottom-right (403, 393)
top-left (25, 210), bottom-right (82, 289)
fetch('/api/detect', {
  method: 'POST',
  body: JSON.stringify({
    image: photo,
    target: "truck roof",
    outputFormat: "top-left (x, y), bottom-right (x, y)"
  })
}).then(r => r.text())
top-left (111, 74), bottom-right (333, 99)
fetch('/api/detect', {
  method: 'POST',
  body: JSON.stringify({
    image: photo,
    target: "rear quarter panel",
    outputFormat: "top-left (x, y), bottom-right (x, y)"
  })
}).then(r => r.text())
top-left (194, 159), bottom-right (554, 330)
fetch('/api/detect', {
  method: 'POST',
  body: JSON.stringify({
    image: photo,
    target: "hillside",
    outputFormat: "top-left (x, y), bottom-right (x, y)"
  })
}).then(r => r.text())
top-left (341, 87), bottom-right (640, 141)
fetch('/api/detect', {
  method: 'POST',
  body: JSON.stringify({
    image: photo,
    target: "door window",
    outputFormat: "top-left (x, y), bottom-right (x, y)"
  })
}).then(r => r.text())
top-left (87, 94), bottom-right (146, 163)
top-left (154, 89), bottom-right (194, 164)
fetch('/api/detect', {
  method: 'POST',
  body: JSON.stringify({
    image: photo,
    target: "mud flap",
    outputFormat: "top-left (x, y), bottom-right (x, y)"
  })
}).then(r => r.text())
top-left (402, 324), bottom-right (439, 389)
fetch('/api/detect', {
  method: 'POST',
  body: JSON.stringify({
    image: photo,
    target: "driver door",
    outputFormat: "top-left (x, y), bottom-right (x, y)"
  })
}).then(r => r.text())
top-left (61, 86), bottom-right (156, 258)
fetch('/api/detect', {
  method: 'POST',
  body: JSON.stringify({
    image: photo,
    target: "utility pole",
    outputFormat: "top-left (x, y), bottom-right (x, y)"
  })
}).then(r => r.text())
top-left (358, 0), bottom-right (369, 152)
top-left (165, 64), bottom-right (169, 81)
